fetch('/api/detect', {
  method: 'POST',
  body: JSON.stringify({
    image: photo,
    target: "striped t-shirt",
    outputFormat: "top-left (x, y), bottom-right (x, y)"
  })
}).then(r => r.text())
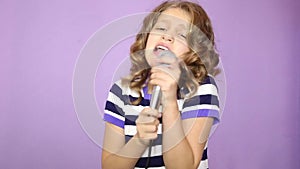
top-left (104, 75), bottom-right (220, 169)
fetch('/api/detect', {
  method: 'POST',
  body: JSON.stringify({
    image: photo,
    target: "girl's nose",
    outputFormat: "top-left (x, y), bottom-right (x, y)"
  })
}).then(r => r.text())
top-left (161, 33), bottom-right (174, 43)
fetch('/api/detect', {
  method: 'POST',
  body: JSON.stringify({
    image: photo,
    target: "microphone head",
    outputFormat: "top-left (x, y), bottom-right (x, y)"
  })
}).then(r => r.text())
top-left (157, 50), bottom-right (176, 59)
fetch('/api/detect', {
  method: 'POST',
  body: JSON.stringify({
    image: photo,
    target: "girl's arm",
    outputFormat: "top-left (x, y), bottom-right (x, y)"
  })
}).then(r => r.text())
top-left (162, 101), bottom-right (213, 169)
top-left (101, 123), bottom-right (146, 169)
top-left (102, 108), bottom-right (160, 169)
top-left (150, 67), bottom-right (214, 169)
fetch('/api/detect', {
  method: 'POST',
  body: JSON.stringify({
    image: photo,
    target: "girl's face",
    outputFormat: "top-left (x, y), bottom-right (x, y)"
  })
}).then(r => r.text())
top-left (145, 8), bottom-right (191, 67)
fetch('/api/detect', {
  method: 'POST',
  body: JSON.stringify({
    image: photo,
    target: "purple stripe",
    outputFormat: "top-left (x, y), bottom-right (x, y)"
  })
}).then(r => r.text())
top-left (181, 109), bottom-right (220, 124)
top-left (143, 86), bottom-right (151, 100)
top-left (103, 114), bottom-right (124, 128)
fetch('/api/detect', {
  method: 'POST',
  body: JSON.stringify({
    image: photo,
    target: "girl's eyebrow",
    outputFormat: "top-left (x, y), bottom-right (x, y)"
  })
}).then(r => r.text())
top-left (176, 23), bottom-right (188, 29)
top-left (156, 19), bottom-right (170, 24)
top-left (156, 19), bottom-right (189, 30)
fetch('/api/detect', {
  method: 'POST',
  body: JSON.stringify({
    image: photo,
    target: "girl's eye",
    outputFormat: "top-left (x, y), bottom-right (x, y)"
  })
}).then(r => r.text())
top-left (155, 27), bottom-right (167, 31)
top-left (179, 33), bottom-right (187, 39)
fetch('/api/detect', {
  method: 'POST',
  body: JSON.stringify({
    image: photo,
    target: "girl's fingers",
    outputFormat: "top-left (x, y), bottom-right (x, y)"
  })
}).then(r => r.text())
top-left (154, 118), bottom-right (160, 125)
top-left (142, 124), bottom-right (158, 133)
top-left (137, 108), bottom-right (160, 124)
top-left (150, 68), bottom-right (180, 86)
top-left (136, 117), bottom-right (160, 139)
top-left (140, 108), bottom-right (159, 117)
top-left (138, 132), bottom-right (158, 140)
top-left (150, 72), bottom-right (166, 83)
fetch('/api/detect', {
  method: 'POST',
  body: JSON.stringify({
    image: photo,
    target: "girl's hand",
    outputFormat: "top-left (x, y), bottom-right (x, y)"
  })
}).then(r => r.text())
top-left (149, 53), bottom-right (182, 104)
top-left (135, 108), bottom-right (161, 145)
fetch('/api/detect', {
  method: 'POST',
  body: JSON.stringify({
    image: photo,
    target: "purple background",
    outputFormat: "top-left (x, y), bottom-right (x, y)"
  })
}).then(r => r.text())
top-left (1, 0), bottom-right (299, 169)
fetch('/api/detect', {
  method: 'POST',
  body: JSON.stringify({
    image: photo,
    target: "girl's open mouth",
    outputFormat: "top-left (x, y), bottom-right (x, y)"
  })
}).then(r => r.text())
top-left (153, 45), bottom-right (169, 56)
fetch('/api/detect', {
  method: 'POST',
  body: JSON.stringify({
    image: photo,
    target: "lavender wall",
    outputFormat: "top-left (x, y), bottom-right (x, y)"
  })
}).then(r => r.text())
top-left (1, 0), bottom-right (299, 169)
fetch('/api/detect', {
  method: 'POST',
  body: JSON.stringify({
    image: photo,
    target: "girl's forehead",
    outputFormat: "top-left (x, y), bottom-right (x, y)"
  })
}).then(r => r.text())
top-left (158, 8), bottom-right (191, 24)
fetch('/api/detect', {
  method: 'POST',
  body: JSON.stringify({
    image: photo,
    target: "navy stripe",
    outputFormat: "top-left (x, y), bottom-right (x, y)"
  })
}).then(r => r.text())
top-left (110, 83), bottom-right (151, 106)
top-left (133, 149), bottom-right (207, 168)
top-left (135, 155), bottom-right (165, 168)
top-left (201, 75), bottom-right (217, 86)
top-left (202, 148), bottom-right (208, 160)
top-left (128, 96), bottom-right (150, 106)
top-left (110, 84), bottom-right (131, 105)
top-left (125, 115), bottom-right (137, 125)
top-left (125, 116), bottom-right (162, 125)
top-left (125, 134), bottom-right (162, 146)
top-left (110, 83), bottom-right (124, 100)
top-left (183, 94), bottom-right (219, 108)
top-left (105, 101), bottom-right (125, 116)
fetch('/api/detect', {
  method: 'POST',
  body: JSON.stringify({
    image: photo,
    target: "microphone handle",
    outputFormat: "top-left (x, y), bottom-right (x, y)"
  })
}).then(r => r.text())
top-left (149, 85), bottom-right (161, 110)
top-left (145, 85), bottom-right (161, 169)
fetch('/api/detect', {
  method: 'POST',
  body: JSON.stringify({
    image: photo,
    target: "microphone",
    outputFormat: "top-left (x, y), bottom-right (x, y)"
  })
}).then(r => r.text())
top-left (149, 85), bottom-right (161, 110)
top-left (149, 49), bottom-right (176, 110)
top-left (146, 80), bottom-right (162, 168)
top-left (145, 50), bottom-right (175, 169)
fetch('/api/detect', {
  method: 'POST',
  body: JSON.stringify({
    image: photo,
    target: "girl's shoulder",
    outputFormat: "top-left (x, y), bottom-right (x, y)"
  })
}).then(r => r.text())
top-left (193, 74), bottom-right (219, 97)
top-left (110, 79), bottom-right (140, 98)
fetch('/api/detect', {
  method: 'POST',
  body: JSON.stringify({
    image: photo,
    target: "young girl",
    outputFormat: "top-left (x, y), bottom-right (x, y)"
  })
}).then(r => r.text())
top-left (102, 1), bottom-right (220, 168)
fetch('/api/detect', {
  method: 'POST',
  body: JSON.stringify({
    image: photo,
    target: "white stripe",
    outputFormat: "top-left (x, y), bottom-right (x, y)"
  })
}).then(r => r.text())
top-left (204, 141), bottom-right (208, 149)
top-left (196, 84), bottom-right (218, 96)
top-left (115, 80), bottom-right (140, 97)
top-left (107, 92), bottom-right (125, 108)
top-left (125, 124), bottom-right (162, 135)
top-left (104, 110), bottom-right (125, 121)
top-left (141, 145), bottom-right (162, 157)
top-left (182, 104), bottom-right (220, 112)
top-left (124, 125), bottom-right (137, 135)
top-left (177, 99), bottom-right (184, 111)
top-left (123, 104), bottom-right (144, 116)
top-left (108, 92), bottom-right (146, 117)
top-left (177, 84), bottom-right (218, 111)
top-left (198, 159), bottom-right (208, 169)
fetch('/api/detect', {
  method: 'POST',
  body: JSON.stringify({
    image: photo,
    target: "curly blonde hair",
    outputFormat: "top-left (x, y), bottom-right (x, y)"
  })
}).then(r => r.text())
top-left (122, 0), bottom-right (220, 105)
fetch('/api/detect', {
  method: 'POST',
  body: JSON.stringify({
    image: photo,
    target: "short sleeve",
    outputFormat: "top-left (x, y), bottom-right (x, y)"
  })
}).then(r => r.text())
top-left (103, 81), bottom-right (126, 128)
top-left (181, 75), bottom-right (220, 125)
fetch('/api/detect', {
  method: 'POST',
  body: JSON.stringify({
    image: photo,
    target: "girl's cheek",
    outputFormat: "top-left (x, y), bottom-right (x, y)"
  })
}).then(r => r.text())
top-left (145, 53), bottom-right (160, 67)
top-left (146, 56), bottom-right (154, 67)
top-left (145, 52), bottom-right (153, 66)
